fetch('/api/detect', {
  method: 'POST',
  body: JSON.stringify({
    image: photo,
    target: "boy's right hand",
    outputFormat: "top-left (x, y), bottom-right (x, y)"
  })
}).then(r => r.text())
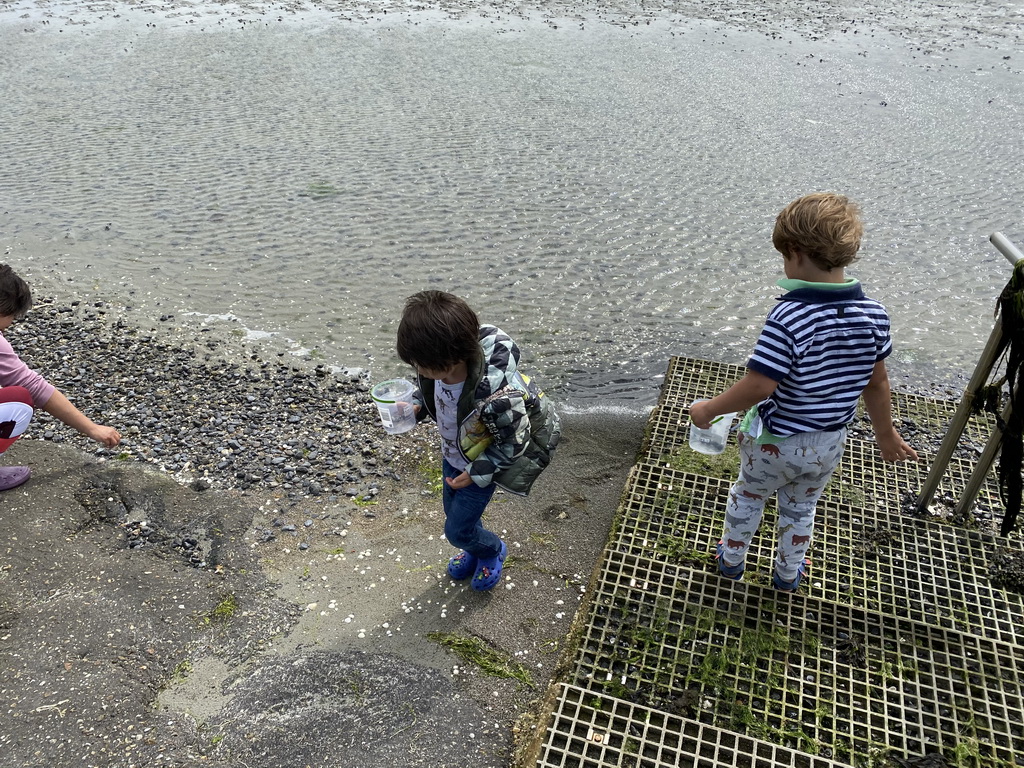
top-left (689, 400), bottom-right (714, 430)
top-left (445, 471), bottom-right (472, 490)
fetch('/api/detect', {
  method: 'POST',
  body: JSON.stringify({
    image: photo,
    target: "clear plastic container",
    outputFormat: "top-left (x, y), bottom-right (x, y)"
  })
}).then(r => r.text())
top-left (688, 401), bottom-right (736, 454)
top-left (371, 378), bottom-right (417, 435)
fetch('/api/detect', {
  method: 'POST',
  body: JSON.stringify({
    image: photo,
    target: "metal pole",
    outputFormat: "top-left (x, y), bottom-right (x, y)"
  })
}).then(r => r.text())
top-left (913, 232), bottom-right (1021, 516)
top-left (914, 319), bottom-right (1005, 514)
top-left (954, 400), bottom-right (1011, 520)
top-left (992, 231), bottom-right (1024, 265)
top-left (951, 233), bottom-right (1024, 522)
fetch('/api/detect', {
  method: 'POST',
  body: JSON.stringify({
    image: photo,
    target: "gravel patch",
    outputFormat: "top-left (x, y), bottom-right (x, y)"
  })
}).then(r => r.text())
top-left (11, 296), bottom-right (429, 505)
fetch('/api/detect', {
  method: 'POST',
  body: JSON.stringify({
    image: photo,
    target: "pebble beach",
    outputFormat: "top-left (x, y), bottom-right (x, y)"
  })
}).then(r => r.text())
top-left (11, 295), bottom-right (421, 504)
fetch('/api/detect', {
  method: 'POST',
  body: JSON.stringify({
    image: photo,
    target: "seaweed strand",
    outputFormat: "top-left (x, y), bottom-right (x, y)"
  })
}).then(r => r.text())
top-left (995, 259), bottom-right (1024, 536)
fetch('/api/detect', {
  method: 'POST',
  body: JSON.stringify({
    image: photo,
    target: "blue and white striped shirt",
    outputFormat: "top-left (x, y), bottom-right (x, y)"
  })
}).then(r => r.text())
top-left (747, 280), bottom-right (891, 437)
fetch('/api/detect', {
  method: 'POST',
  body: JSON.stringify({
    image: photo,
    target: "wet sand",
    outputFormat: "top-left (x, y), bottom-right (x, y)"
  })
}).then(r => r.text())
top-left (2, 0), bottom-right (1021, 53)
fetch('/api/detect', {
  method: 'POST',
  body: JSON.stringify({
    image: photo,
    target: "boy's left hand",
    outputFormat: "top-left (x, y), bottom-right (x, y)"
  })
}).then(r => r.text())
top-left (876, 429), bottom-right (919, 462)
top-left (445, 471), bottom-right (472, 490)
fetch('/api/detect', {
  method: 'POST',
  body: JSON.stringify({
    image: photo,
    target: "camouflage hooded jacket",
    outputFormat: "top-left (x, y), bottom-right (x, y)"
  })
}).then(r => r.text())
top-left (414, 325), bottom-right (561, 496)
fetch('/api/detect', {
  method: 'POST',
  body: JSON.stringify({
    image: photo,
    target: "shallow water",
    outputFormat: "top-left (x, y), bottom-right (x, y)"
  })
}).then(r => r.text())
top-left (2, 1), bottom-right (1022, 406)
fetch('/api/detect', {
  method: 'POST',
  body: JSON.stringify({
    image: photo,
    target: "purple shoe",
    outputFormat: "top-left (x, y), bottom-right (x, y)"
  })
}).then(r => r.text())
top-left (0, 466), bottom-right (30, 491)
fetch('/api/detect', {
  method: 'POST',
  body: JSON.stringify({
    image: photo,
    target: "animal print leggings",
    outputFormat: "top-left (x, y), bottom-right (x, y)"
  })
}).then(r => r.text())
top-left (719, 427), bottom-right (847, 582)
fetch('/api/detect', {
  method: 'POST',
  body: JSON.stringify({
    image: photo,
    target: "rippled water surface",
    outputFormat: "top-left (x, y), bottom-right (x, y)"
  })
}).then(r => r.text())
top-left (2, 2), bottom-right (1022, 404)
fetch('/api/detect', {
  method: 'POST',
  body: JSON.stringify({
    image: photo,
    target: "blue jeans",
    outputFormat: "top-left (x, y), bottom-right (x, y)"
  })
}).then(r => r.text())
top-left (442, 459), bottom-right (501, 558)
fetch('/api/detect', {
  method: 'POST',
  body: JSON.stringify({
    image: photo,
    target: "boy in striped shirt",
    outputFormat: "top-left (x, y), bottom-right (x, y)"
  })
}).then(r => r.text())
top-left (690, 193), bottom-right (918, 592)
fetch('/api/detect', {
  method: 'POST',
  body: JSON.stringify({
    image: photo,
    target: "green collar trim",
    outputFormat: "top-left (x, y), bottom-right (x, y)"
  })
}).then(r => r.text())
top-left (777, 277), bottom-right (859, 291)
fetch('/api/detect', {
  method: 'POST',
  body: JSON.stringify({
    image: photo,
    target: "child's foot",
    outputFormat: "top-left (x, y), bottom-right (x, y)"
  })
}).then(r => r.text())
top-left (447, 550), bottom-right (478, 580)
top-left (0, 466), bottom-right (30, 491)
top-left (471, 540), bottom-right (508, 592)
top-left (715, 539), bottom-right (745, 581)
top-left (773, 559), bottom-right (810, 592)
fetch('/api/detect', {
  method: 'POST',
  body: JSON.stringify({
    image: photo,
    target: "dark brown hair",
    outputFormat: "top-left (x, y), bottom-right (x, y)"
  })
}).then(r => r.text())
top-left (772, 192), bottom-right (864, 271)
top-left (397, 290), bottom-right (480, 370)
top-left (0, 264), bottom-right (33, 319)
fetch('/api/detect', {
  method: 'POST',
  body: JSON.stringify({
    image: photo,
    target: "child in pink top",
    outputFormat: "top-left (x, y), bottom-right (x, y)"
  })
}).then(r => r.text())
top-left (0, 264), bottom-right (121, 490)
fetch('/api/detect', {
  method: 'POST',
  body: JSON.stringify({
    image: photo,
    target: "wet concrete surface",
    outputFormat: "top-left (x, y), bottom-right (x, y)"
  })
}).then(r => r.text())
top-left (1, 409), bottom-right (646, 767)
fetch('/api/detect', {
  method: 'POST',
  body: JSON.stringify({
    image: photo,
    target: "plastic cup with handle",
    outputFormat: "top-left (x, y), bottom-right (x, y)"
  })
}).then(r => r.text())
top-left (688, 401), bottom-right (737, 455)
top-left (371, 378), bottom-right (417, 435)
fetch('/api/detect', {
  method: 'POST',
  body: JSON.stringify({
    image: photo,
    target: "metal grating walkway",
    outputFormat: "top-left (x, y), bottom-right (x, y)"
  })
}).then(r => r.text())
top-left (529, 357), bottom-right (1024, 768)
top-left (612, 462), bottom-right (1024, 647)
top-left (567, 556), bottom-right (1022, 766)
top-left (537, 684), bottom-right (850, 768)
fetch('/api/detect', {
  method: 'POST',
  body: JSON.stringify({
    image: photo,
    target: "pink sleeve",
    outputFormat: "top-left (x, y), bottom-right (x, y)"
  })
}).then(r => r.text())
top-left (0, 334), bottom-right (56, 408)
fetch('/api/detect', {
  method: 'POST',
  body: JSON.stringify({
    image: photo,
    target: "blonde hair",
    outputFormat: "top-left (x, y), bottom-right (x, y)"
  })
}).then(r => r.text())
top-left (772, 193), bottom-right (863, 271)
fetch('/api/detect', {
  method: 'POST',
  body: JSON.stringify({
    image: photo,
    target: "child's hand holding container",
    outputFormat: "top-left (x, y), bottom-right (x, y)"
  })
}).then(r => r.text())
top-left (688, 399), bottom-right (736, 454)
top-left (371, 378), bottom-right (417, 434)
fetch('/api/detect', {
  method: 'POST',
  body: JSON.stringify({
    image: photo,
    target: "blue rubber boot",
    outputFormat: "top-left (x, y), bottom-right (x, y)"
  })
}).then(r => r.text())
top-left (773, 559), bottom-right (810, 592)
